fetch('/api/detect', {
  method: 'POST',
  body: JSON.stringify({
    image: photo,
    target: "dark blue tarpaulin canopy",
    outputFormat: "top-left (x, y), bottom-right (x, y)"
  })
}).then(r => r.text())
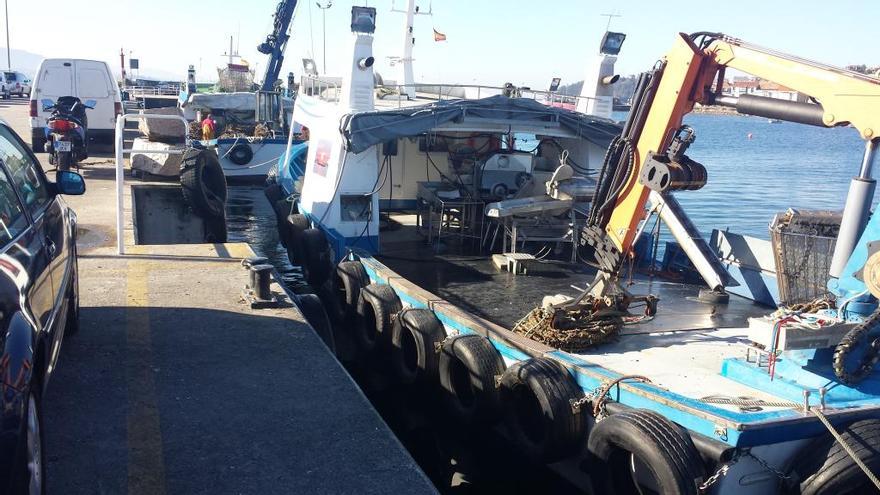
top-left (340, 95), bottom-right (622, 154)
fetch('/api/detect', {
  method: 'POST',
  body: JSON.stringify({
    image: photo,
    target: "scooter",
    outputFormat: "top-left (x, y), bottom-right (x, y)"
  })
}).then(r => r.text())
top-left (42, 97), bottom-right (95, 171)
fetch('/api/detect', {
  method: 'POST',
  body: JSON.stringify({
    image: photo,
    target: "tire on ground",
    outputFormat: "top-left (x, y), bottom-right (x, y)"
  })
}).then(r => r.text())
top-left (180, 148), bottom-right (228, 218)
top-left (788, 418), bottom-right (880, 495)
top-left (587, 408), bottom-right (707, 495)
top-left (294, 293), bottom-right (337, 354)
top-left (336, 261), bottom-right (370, 318)
top-left (500, 357), bottom-right (586, 463)
top-left (390, 308), bottom-right (447, 384)
top-left (300, 228), bottom-right (333, 288)
top-left (31, 130), bottom-right (46, 154)
top-left (439, 334), bottom-right (506, 424)
top-left (355, 284), bottom-right (401, 353)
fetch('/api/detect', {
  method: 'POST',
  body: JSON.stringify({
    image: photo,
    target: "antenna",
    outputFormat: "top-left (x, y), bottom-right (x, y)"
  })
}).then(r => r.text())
top-left (600, 12), bottom-right (621, 31)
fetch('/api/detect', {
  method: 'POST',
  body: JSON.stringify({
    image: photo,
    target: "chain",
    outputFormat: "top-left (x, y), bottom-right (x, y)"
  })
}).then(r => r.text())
top-left (745, 451), bottom-right (793, 483)
top-left (698, 451), bottom-right (740, 493)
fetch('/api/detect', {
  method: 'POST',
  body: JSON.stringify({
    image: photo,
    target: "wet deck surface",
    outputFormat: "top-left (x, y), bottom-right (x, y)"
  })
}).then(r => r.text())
top-left (379, 232), bottom-right (768, 334)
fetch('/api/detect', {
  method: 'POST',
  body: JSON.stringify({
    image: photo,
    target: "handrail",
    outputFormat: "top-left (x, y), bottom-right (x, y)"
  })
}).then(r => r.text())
top-left (300, 75), bottom-right (598, 109)
top-left (115, 113), bottom-right (191, 255)
top-left (124, 85), bottom-right (183, 97)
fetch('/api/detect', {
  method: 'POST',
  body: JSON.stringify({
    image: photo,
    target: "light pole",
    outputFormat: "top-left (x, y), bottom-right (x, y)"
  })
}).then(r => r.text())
top-left (316, 1), bottom-right (332, 75)
top-left (4, 0), bottom-right (10, 70)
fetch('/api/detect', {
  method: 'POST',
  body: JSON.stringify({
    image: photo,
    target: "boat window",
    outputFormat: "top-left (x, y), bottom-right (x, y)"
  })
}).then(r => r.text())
top-left (0, 164), bottom-right (28, 245)
top-left (0, 126), bottom-right (51, 217)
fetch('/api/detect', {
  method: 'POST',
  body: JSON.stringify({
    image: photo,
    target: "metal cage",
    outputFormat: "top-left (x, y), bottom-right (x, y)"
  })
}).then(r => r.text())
top-left (770, 209), bottom-right (841, 306)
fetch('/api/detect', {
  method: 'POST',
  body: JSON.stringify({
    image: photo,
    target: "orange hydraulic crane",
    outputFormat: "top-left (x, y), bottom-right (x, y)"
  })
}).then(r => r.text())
top-left (576, 32), bottom-right (880, 313)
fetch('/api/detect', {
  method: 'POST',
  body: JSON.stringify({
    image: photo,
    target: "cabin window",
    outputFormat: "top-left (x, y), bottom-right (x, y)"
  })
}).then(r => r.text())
top-left (340, 194), bottom-right (371, 222)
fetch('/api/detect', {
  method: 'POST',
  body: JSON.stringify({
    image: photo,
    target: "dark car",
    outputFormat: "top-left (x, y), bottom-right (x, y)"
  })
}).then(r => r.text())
top-left (0, 120), bottom-right (84, 494)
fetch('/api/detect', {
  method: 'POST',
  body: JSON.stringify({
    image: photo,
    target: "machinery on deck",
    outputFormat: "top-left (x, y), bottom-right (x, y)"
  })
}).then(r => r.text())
top-left (568, 32), bottom-right (880, 379)
top-left (258, 0), bottom-right (299, 92)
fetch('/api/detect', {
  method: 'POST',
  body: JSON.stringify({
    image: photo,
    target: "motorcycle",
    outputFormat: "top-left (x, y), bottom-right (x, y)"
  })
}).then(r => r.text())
top-left (41, 96), bottom-right (95, 171)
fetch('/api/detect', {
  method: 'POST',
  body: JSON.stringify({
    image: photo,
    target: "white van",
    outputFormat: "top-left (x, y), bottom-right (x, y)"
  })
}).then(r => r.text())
top-left (1, 71), bottom-right (30, 98)
top-left (29, 59), bottom-right (121, 151)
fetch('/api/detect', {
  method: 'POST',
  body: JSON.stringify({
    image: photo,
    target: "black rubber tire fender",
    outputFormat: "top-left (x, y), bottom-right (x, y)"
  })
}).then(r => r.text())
top-left (439, 334), bottom-right (506, 424)
top-left (300, 228), bottom-right (333, 288)
top-left (294, 293), bottom-right (337, 354)
top-left (587, 409), bottom-right (707, 495)
top-left (788, 418), bottom-right (880, 495)
top-left (336, 261), bottom-right (370, 318)
top-left (228, 142), bottom-right (254, 165)
top-left (390, 308), bottom-right (447, 385)
top-left (355, 284), bottom-right (402, 353)
top-left (499, 357), bottom-right (587, 463)
top-left (285, 213), bottom-right (310, 265)
top-left (204, 213), bottom-right (228, 243)
top-left (180, 148), bottom-right (228, 218)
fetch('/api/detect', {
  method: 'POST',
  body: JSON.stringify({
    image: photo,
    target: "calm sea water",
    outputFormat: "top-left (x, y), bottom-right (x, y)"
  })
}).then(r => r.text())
top-left (674, 113), bottom-right (866, 239)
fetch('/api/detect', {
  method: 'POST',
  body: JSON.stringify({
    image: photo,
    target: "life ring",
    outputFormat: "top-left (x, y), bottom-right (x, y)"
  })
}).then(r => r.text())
top-left (439, 334), bottom-right (506, 424)
top-left (335, 261), bottom-right (371, 320)
top-left (228, 142), bottom-right (254, 165)
top-left (355, 284), bottom-right (402, 353)
top-left (300, 228), bottom-right (333, 287)
top-left (499, 357), bottom-right (587, 462)
top-left (293, 293), bottom-right (337, 354)
top-left (180, 148), bottom-right (228, 218)
top-left (390, 308), bottom-right (447, 384)
top-left (284, 213), bottom-right (310, 265)
top-left (587, 409), bottom-right (707, 495)
top-left (787, 418), bottom-right (880, 495)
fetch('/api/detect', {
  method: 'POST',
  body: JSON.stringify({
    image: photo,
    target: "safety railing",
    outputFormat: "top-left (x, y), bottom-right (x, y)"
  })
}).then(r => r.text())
top-left (124, 85), bottom-right (183, 97)
top-left (301, 76), bottom-right (598, 110)
top-left (299, 75), bottom-right (341, 102)
top-left (114, 113), bottom-right (191, 255)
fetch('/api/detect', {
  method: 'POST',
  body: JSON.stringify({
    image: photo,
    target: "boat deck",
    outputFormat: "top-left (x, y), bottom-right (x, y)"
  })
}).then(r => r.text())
top-left (377, 215), bottom-right (766, 334)
top-left (366, 214), bottom-right (880, 446)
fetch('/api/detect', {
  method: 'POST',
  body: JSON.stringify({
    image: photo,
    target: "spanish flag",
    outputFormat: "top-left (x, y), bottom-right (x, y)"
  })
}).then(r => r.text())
top-left (433, 28), bottom-right (447, 42)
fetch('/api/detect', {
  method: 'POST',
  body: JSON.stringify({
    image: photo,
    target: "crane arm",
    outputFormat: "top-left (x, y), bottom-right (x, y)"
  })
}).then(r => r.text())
top-left (583, 32), bottom-right (880, 298)
top-left (259, 0), bottom-right (299, 92)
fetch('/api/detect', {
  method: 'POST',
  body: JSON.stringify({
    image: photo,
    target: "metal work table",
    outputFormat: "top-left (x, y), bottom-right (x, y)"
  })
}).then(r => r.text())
top-left (417, 181), bottom-right (485, 249)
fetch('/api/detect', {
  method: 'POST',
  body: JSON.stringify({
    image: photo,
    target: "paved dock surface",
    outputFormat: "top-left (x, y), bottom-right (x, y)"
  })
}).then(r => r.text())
top-left (0, 99), bottom-right (435, 493)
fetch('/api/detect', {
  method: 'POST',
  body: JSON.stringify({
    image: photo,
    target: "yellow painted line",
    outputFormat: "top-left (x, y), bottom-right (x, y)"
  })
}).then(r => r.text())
top-left (125, 261), bottom-right (166, 495)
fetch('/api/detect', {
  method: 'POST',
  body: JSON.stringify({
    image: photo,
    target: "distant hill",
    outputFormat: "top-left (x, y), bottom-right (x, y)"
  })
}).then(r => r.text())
top-left (558, 75), bottom-right (639, 103)
top-left (0, 48), bottom-right (46, 77)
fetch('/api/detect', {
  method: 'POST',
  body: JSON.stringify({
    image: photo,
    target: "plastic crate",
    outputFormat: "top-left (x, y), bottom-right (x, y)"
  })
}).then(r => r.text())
top-left (770, 209), bottom-right (841, 306)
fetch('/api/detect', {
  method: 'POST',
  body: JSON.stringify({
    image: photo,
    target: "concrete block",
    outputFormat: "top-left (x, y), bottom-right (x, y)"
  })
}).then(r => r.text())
top-left (138, 106), bottom-right (186, 143)
top-left (130, 138), bottom-right (184, 177)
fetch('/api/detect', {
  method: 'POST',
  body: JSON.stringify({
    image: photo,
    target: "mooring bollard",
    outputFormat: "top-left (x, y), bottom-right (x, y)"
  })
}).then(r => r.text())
top-left (249, 264), bottom-right (274, 301)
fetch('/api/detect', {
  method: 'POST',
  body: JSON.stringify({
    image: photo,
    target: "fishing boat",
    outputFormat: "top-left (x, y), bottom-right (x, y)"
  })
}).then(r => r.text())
top-left (265, 5), bottom-right (880, 494)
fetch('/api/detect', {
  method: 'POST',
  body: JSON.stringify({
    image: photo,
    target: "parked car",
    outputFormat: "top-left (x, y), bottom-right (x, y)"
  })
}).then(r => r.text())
top-left (2, 72), bottom-right (31, 99)
top-left (0, 119), bottom-right (84, 494)
top-left (29, 59), bottom-right (121, 152)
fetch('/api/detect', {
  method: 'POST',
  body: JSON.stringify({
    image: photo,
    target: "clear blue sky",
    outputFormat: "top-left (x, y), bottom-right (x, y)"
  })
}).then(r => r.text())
top-left (6, 0), bottom-right (876, 88)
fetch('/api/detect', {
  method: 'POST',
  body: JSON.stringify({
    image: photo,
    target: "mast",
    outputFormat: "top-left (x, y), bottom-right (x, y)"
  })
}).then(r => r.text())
top-left (399, 0), bottom-right (416, 99)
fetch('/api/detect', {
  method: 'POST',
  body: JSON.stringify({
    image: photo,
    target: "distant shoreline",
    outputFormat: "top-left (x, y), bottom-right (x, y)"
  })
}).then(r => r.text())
top-left (691, 104), bottom-right (741, 116)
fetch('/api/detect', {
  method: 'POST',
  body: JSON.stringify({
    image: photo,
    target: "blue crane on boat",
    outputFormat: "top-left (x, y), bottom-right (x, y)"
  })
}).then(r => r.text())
top-left (257, 0), bottom-right (298, 92)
